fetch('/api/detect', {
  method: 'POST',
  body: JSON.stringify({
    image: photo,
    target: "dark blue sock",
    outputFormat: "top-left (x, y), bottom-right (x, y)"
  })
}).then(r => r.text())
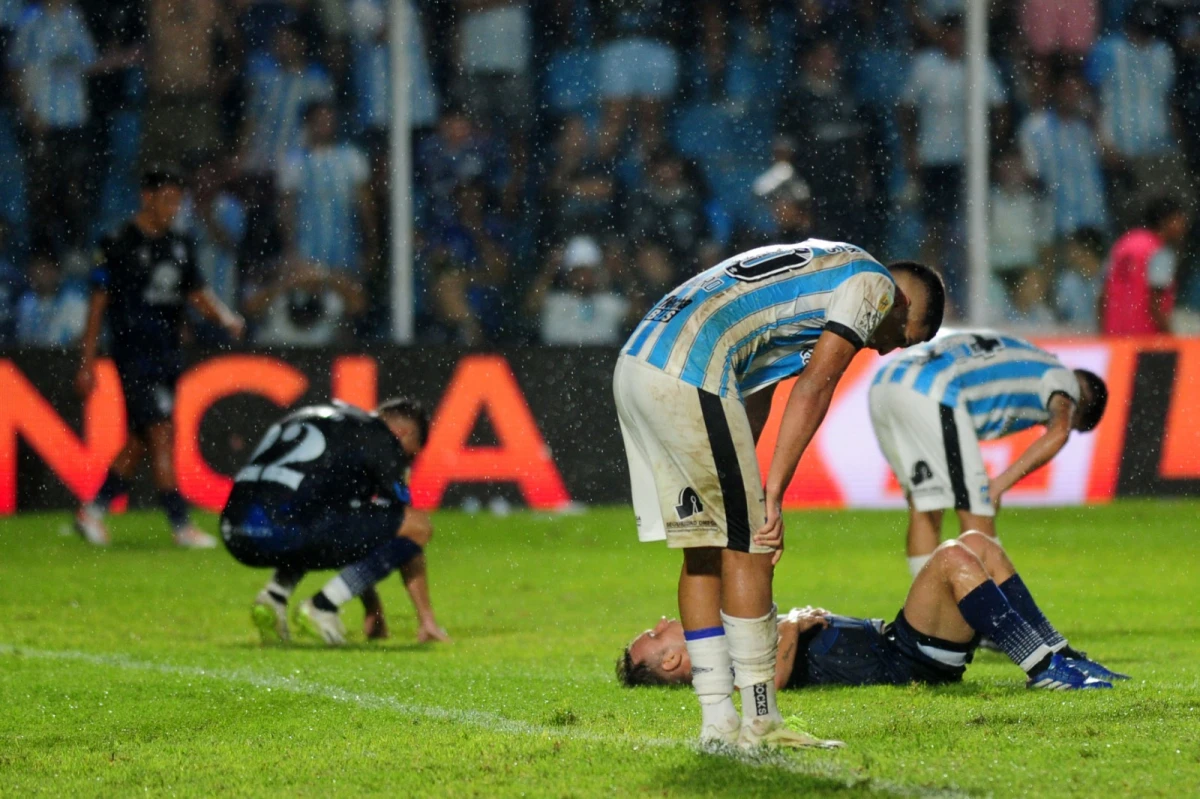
top-left (336, 537), bottom-right (424, 598)
top-left (957, 581), bottom-right (1053, 674)
top-left (93, 471), bottom-right (130, 510)
top-left (158, 490), bottom-right (190, 532)
top-left (999, 574), bottom-right (1067, 650)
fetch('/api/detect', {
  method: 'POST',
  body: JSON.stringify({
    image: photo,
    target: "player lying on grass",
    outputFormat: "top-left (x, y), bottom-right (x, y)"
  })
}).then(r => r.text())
top-left (615, 239), bottom-right (945, 748)
top-left (869, 331), bottom-right (1108, 577)
top-left (219, 398), bottom-right (449, 646)
top-left (619, 531), bottom-right (1127, 692)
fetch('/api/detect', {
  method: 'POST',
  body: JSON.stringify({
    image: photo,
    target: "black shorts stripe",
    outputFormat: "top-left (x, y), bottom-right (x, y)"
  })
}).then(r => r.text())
top-left (939, 404), bottom-right (971, 511)
top-left (697, 389), bottom-right (751, 552)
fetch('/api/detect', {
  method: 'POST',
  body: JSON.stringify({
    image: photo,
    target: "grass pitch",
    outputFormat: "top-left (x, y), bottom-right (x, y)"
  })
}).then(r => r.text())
top-left (1, 501), bottom-right (1198, 797)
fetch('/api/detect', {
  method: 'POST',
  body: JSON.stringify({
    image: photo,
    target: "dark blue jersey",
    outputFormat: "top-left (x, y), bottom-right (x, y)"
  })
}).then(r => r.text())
top-left (222, 402), bottom-right (412, 526)
top-left (90, 222), bottom-right (204, 368)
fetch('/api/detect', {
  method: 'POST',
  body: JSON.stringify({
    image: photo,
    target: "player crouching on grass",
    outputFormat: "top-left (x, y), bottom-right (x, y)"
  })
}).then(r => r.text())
top-left (619, 531), bottom-right (1127, 693)
top-left (219, 398), bottom-right (449, 646)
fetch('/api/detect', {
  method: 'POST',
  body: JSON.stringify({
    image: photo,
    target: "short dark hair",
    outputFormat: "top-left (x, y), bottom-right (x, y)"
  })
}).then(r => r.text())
top-left (1074, 370), bottom-right (1108, 433)
top-left (1069, 227), bottom-right (1107, 258)
top-left (377, 397), bottom-right (431, 446)
top-left (615, 647), bottom-right (669, 688)
top-left (887, 261), bottom-right (946, 340)
top-left (141, 164), bottom-right (184, 190)
top-left (303, 99), bottom-right (334, 125)
top-left (1144, 194), bottom-right (1185, 230)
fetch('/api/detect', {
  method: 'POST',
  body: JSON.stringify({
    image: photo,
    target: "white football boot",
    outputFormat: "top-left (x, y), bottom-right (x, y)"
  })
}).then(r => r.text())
top-left (738, 716), bottom-right (845, 750)
top-left (73, 506), bottom-right (110, 546)
top-left (295, 599), bottom-right (346, 645)
top-left (252, 590), bottom-right (290, 644)
top-left (173, 525), bottom-right (218, 549)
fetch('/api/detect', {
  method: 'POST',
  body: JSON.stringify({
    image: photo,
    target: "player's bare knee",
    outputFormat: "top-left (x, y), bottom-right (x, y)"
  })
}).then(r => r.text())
top-left (957, 530), bottom-right (999, 557)
top-left (932, 540), bottom-right (984, 576)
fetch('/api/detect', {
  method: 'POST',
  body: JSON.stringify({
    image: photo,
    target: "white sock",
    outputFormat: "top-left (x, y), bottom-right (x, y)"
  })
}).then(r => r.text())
top-left (84, 502), bottom-right (106, 519)
top-left (684, 629), bottom-right (738, 730)
top-left (722, 606), bottom-right (781, 725)
top-left (908, 554), bottom-right (932, 578)
top-left (318, 575), bottom-right (354, 608)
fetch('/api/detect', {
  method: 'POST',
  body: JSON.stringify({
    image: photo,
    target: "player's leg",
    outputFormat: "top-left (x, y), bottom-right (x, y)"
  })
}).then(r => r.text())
top-left (957, 531), bottom-right (1128, 680)
top-left (75, 435), bottom-right (146, 545)
top-left (678, 546), bottom-right (740, 744)
top-left (252, 566), bottom-right (305, 644)
top-left (145, 420), bottom-right (215, 548)
top-left (905, 542), bottom-right (1110, 689)
top-left (906, 506), bottom-right (944, 577)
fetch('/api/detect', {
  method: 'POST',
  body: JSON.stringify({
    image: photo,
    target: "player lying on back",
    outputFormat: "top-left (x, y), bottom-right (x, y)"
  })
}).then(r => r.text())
top-left (220, 398), bottom-right (449, 646)
top-left (619, 531), bottom-right (1127, 692)
top-left (615, 239), bottom-right (945, 748)
top-left (869, 331), bottom-right (1109, 576)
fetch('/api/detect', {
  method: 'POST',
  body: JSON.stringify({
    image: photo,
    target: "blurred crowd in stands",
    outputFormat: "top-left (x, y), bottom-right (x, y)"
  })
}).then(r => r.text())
top-left (2, 0), bottom-right (1200, 349)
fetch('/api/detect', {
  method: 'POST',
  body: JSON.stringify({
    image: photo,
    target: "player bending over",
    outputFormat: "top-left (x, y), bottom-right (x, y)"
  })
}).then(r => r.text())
top-left (220, 398), bottom-right (449, 646)
top-left (870, 331), bottom-right (1108, 577)
top-left (619, 531), bottom-right (1126, 692)
top-left (614, 240), bottom-right (944, 748)
top-left (75, 165), bottom-right (246, 548)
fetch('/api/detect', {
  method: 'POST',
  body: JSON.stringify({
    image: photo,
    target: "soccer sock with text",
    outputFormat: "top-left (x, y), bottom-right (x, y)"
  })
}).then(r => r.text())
top-left (313, 537), bottom-right (423, 611)
top-left (722, 606), bottom-right (781, 728)
top-left (998, 574), bottom-right (1069, 651)
top-left (683, 627), bottom-right (739, 733)
top-left (957, 581), bottom-right (1053, 673)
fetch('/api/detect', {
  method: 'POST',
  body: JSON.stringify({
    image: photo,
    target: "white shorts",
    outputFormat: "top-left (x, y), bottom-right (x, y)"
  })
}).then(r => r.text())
top-left (613, 355), bottom-right (770, 552)
top-left (868, 381), bottom-right (994, 517)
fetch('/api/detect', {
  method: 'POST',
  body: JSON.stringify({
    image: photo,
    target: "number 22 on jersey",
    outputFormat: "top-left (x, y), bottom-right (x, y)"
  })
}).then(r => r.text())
top-left (235, 422), bottom-right (327, 490)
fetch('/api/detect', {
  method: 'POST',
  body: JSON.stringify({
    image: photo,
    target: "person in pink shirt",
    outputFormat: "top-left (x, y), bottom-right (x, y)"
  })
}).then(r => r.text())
top-left (1100, 196), bottom-right (1190, 335)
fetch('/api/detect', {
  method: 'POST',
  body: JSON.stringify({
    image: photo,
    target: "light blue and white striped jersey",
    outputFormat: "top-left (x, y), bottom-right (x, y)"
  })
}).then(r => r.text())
top-left (1018, 111), bottom-right (1108, 236)
top-left (349, 0), bottom-right (439, 131)
top-left (872, 331), bottom-right (1080, 440)
top-left (623, 240), bottom-right (896, 398)
top-left (1088, 35), bottom-right (1175, 157)
top-left (245, 61), bottom-right (334, 171)
top-left (279, 144), bottom-right (370, 272)
top-left (9, 2), bottom-right (96, 129)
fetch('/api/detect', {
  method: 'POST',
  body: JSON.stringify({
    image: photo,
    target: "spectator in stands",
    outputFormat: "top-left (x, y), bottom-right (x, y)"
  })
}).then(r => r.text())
top-left (1057, 227), bottom-right (1106, 331)
top-left (1020, 0), bottom-right (1098, 62)
top-left (527, 235), bottom-right (631, 346)
top-left (238, 23), bottom-right (334, 174)
top-left (243, 259), bottom-right (366, 347)
top-left (15, 250), bottom-right (87, 347)
top-left (625, 146), bottom-right (709, 282)
top-left (1088, 1), bottom-right (1185, 227)
top-left (142, 0), bottom-right (230, 168)
top-left (1018, 68), bottom-right (1109, 257)
top-left (0, 221), bottom-right (22, 345)
top-left (279, 101), bottom-right (377, 277)
top-left (454, 0), bottom-right (532, 137)
top-left (416, 105), bottom-right (512, 224)
top-left (424, 181), bottom-right (510, 344)
top-left (777, 38), bottom-right (874, 243)
top-left (1100, 195), bottom-right (1190, 335)
top-left (899, 12), bottom-right (1007, 302)
top-left (989, 150), bottom-right (1053, 324)
top-left (9, 0), bottom-right (98, 249)
top-left (735, 164), bottom-right (814, 252)
top-left (546, 115), bottom-right (616, 239)
top-left (348, 0), bottom-right (440, 157)
top-left (594, 0), bottom-right (683, 159)
top-left (180, 154), bottom-right (247, 309)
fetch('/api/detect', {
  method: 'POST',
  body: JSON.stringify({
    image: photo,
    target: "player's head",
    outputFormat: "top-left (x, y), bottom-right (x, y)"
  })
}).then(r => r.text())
top-left (1072, 370), bottom-right (1108, 433)
top-left (871, 261), bottom-right (946, 354)
top-left (616, 618), bottom-right (693, 688)
top-left (377, 397), bottom-right (431, 457)
top-left (1144, 194), bottom-right (1189, 245)
top-left (140, 164), bottom-right (185, 229)
top-left (304, 100), bottom-right (337, 146)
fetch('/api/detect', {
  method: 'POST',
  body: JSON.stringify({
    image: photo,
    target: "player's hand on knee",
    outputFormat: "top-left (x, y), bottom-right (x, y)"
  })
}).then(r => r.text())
top-left (987, 480), bottom-right (1004, 511)
top-left (754, 504), bottom-right (784, 551)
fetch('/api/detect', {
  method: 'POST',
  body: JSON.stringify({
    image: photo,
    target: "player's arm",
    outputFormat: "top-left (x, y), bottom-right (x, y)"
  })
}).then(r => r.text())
top-left (396, 510), bottom-right (450, 643)
top-left (76, 288), bottom-right (108, 397)
top-left (743, 383), bottom-right (778, 443)
top-left (989, 394), bottom-right (1074, 503)
top-left (774, 607), bottom-right (830, 690)
top-left (756, 332), bottom-right (858, 549)
top-left (188, 286), bottom-right (246, 339)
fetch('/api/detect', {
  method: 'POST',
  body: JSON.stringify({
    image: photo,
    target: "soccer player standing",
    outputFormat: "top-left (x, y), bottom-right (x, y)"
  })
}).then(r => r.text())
top-left (614, 240), bottom-right (944, 748)
top-left (869, 331), bottom-right (1108, 576)
top-left (75, 165), bottom-right (245, 548)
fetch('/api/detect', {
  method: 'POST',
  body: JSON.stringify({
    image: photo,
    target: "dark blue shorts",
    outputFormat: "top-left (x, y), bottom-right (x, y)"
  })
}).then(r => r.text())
top-left (787, 612), bottom-right (968, 689)
top-left (115, 358), bottom-right (183, 435)
top-left (221, 502), bottom-right (405, 571)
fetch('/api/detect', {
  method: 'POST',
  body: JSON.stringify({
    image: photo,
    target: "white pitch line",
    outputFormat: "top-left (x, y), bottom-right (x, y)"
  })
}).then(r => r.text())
top-left (0, 644), bottom-right (971, 799)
